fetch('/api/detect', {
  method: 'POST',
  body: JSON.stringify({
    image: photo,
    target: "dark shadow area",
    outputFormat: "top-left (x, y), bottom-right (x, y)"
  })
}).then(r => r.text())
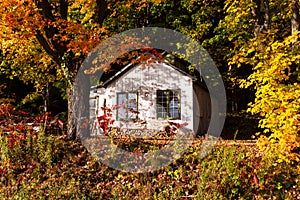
top-left (221, 112), bottom-right (261, 140)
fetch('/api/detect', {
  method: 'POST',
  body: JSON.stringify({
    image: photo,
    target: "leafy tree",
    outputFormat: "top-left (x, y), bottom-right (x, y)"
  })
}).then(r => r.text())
top-left (0, 0), bottom-right (164, 139)
top-left (218, 0), bottom-right (300, 164)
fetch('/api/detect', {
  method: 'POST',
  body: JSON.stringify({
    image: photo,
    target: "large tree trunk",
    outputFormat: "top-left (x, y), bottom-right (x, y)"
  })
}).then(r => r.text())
top-left (66, 59), bottom-right (91, 140)
top-left (34, 0), bottom-right (109, 140)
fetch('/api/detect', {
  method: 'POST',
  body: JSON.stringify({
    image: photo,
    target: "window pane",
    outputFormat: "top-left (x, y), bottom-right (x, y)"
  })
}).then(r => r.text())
top-left (157, 90), bottom-right (180, 119)
top-left (157, 90), bottom-right (168, 119)
top-left (89, 98), bottom-right (96, 118)
top-left (128, 93), bottom-right (137, 119)
top-left (169, 91), bottom-right (179, 119)
top-left (117, 93), bottom-right (127, 119)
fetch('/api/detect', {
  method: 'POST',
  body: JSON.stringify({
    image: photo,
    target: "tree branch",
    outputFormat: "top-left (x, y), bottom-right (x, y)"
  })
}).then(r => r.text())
top-left (292, 0), bottom-right (300, 34)
top-left (36, 30), bottom-right (61, 66)
top-left (60, 0), bottom-right (68, 20)
top-left (251, 0), bottom-right (269, 36)
top-left (33, 1), bottom-right (67, 62)
top-left (263, 0), bottom-right (270, 30)
top-left (34, 0), bottom-right (55, 21)
top-left (92, 0), bottom-right (110, 26)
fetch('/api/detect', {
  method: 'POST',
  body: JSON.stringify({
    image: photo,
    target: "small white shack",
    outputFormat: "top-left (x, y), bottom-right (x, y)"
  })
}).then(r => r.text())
top-left (90, 59), bottom-right (211, 135)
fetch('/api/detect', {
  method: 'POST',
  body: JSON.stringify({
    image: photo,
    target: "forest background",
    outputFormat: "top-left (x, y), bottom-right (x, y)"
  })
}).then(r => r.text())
top-left (0, 0), bottom-right (299, 199)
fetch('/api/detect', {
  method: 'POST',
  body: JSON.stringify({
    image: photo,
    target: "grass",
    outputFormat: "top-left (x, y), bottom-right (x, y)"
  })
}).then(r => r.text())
top-left (0, 132), bottom-right (299, 199)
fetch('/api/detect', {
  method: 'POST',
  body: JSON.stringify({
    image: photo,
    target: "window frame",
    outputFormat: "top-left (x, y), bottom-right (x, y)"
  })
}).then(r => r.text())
top-left (89, 96), bottom-right (99, 118)
top-left (116, 91), bottom-right (139, 121)
top-left (156, 89), bottom-right (181, 120)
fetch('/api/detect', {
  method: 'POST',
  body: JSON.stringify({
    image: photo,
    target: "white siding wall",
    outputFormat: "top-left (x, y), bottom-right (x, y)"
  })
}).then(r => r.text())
top-left (95, 62), bottom-right (194, 131)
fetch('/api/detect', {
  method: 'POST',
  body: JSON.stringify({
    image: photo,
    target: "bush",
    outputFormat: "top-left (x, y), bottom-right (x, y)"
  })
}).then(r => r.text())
top-left (0, 104), bottom-right (299, 199)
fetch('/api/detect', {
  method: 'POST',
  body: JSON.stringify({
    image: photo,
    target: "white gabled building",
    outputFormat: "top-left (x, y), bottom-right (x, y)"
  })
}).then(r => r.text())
top-left (90, 59), bottom-right (211, 135)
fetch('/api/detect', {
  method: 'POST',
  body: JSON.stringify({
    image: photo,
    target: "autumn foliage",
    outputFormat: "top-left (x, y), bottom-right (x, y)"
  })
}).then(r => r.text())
top-left (0, 0), bottom-right (299, 181)
top-left (216, 0), bottom-right (300, 166)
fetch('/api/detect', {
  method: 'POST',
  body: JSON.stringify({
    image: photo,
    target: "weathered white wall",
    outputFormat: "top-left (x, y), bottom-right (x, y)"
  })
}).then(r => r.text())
top-left (93, 62), bottom-right (195, 132)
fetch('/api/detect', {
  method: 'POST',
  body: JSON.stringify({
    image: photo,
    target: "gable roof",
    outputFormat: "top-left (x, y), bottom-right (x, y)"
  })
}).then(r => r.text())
top-left (91, 60), bottom-right (197, 89)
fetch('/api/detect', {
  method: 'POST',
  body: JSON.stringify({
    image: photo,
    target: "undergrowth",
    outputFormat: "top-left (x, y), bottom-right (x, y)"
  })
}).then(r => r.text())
top-left (0, 104), bottom-right (299, 199)
top-left (0, 134), bottom-right (299, 199)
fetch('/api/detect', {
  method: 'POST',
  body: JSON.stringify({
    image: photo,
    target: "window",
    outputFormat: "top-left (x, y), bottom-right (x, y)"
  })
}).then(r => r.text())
top-left (117, 92), bottom-right (138, 120)
top-left (89, 96), bottom-right (99, 118)
top-left (157, 90), bottom-right (180, 119)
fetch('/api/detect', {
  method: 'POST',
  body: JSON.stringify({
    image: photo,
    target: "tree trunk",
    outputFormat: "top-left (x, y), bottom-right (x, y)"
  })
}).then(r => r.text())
top-left (292, 0), bottom-right (300, 39)
top-left (33, 0), bottom-right (108, 140)
top-left (93, 0), bottom-right (110, 26)
top-left (66, 59), bottom-right (91, 140)
top-left (67, 86), bottom-right (77, 140)
top-left (251, 0), bottom-right (270, 36)
top-left (290, 0), bottom-right (300, 79)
